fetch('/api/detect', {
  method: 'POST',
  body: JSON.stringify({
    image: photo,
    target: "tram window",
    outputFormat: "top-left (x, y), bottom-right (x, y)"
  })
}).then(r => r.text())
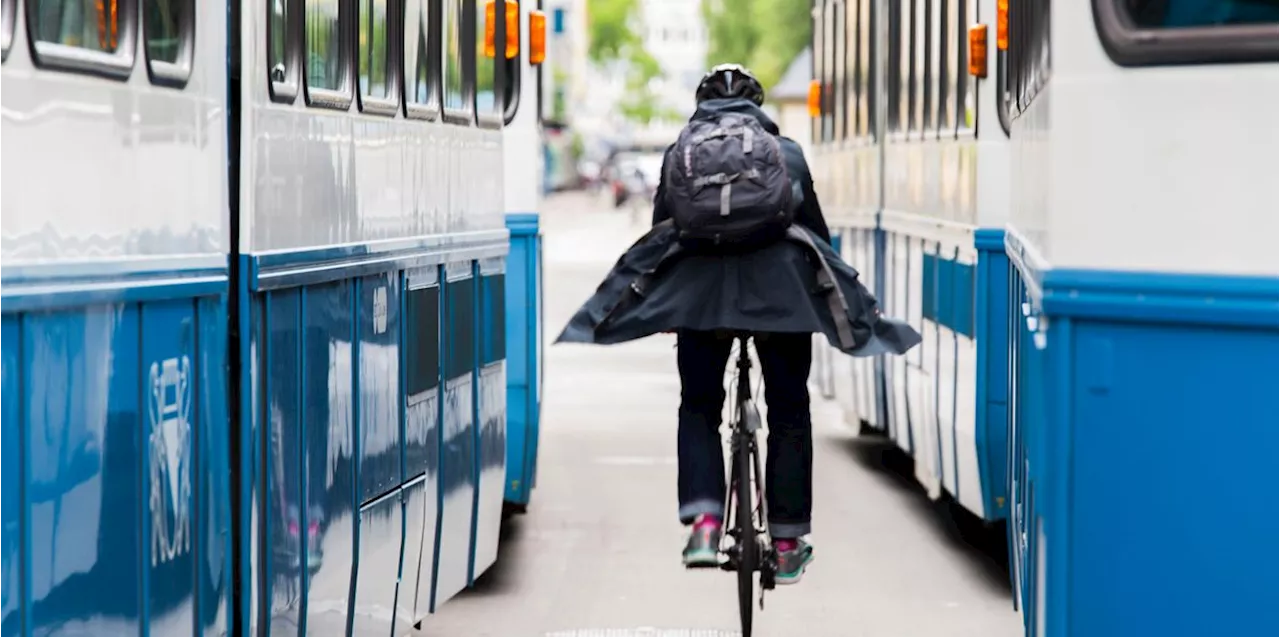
top-left (810, 1), bottom-right (824, 144)
top-left (937, 0), bottom-right (952, 134)
top-left (829, 0), bottom-right (839, 140)
top-left (359, 0), bottom-right (393, 100)
top-left (846, 0), bottom-right (859, 140)
top-left (1123, 0), bottom-right (1277, 28)
top-left (144, 0), bottom-right (193, 85)
top-left (145, 0), bottom-right (182, 63)
top-left (406, 0), bottom-right (441, 114)
top-left (863, 0), bottom-right (876, 139)
top-left (1094, 0), bottom-right (1277, 65)
top-left (924, 0), bottom-right (938, 134)
top-left (832, 0), bottom-right (845, 141)
top-left (822, 1), bottom-right (835, 141)
top-left (305, 0), bottom-right (344, 92)
top-left (475, 0), bottom-right (501, 126)
top-left (911, 0), bottom-right (921, 134)
top-left (442, 0), bottom-right (470, 119)
top-left (956, 0), bottom-right (974, 132)
top-left (1002, 0), bottom-right (1051, 117)
top-left (30, 0), bottom-right (120, 53)
top-left (2, 0), bottom-right (14, 60)
top-left (270, 0), bottom-right (289, 85)
top-left (885, 0), bottom-right (901, 133)
top-left (501, 0), bottom-right (522, 125)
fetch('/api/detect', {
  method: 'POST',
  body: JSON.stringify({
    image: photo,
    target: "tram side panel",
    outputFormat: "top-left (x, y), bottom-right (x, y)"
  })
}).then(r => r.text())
top-left (474, 259), bottom-right (508, 576)
top-left (1003, 2), bottom-right (1280, 634)
top-left (0, 0), bottom-right (234, 632)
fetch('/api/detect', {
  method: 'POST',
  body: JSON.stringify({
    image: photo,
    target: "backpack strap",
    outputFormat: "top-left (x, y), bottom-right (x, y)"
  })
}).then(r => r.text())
top-left (786, 226), bottom-right (857, 350)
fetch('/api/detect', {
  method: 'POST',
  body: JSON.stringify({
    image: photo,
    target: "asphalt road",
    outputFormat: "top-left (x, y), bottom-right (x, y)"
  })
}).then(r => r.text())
top-left (421, 191), bottom-right (1024, 637)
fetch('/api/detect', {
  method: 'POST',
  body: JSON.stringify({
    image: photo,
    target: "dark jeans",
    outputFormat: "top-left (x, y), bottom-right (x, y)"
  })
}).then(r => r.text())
top-left (675, 329), bottom-right (813, 538)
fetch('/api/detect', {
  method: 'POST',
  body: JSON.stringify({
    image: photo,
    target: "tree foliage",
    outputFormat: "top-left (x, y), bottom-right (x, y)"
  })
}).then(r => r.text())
top-left (587, 0), bottom-right (641, 64)
top-left (587, 0), bottom-right (678, 125)
top-left (703, 0), bottom-right (810, 92)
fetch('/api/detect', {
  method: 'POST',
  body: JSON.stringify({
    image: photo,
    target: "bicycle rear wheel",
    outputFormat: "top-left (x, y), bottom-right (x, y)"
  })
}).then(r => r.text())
top-left (734, 431), bottom-right (756, 637)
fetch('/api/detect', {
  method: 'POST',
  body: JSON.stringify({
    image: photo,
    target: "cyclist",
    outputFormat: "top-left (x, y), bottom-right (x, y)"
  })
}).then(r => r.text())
top-left (651, 64), bottom-right (829, 585)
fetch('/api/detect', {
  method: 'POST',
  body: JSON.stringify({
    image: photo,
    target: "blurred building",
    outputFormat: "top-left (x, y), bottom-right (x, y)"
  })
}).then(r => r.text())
top-left (637, 0), bottom-right (708, 120)
top-left (768, 47), bottom-right (813, 158)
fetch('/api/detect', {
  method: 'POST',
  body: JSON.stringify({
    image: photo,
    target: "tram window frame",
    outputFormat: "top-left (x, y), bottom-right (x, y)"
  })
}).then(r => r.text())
top-left (269, 0), bottom-right (302, 103)
top-left (885, 0), bottom-right (901, 134)
top-left (303, 0), bottom-right (354, 110)
top-left (846, 0), bottom-right (860, 140)
top-left (955, 0), bottom-right (976, 135)
top-left (905, 0), bottom-right (920, 135)
top-left (534, 0), bottom-right (543, 125)
top-left (1094, 0), bottom-right (1277, 66)
top-left (810, 0), bottom-right (824, 144)
top-left (143, 0), bottom-right (195, 88)
top-left (1001, 0), bottom-right (1049, 120)
top-left (25, 0), bottom-right (138, 79)
top-left (937, 0), bottom-right (954, 136)
top-left (922, 0), bottom-right (937, 136)
top-left (474, 0), bottom-right (504, 129)
top-left (821, 0), bottom-right (835, 143)
top-left (405, 0), bottom-right (442, 120)
top-left (2, 0), bottom-right (15, 62)
top-left (501, 0), bottom-right (521, 126)
top-left (865, 0), bottom-right (876, 140)
top-left (832, 0), bottom-right (845, 142)
top-left (357, 0), bottom-right (401, 116)
top-left (441, 0), bottom-right (474, 125)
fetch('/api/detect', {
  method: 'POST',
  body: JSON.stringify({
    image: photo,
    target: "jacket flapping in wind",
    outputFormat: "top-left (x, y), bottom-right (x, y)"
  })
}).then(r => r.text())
top-left (554, 221), bottom-right (922, 357)
top-left (555, 97), bottom-right (920, 357)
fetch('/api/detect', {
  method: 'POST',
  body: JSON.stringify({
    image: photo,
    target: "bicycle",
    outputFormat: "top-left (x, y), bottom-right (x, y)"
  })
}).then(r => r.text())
top-left (684, 332), bottom-right (776, 637)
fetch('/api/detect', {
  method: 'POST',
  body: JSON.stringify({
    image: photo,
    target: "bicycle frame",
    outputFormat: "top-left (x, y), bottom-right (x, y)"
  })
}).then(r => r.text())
top-left (721, 334), bottom-right (777, 594)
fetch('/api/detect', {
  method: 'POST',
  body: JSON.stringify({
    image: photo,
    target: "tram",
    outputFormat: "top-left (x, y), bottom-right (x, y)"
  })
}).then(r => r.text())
top-left (810, 1), bottom-right (1277, 636)
top-left (809, 0), bottom-right (1007, 527)
top-left (0, 0), bottom-right (547, 634)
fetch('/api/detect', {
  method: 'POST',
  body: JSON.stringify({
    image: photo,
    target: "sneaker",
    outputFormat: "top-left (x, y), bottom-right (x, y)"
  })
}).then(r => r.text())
top-left (682, 516), bottom-right (722, 567)
top-left (774, 537), bottom-right (814, 585)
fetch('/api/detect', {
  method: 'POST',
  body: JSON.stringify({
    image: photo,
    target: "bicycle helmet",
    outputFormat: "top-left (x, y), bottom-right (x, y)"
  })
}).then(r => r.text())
top-left (695, 63), bottom-right (765, 106)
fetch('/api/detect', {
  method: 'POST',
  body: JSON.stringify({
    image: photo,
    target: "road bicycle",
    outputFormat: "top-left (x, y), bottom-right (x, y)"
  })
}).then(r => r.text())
top-left (685, 332), bottom-right (776, 637)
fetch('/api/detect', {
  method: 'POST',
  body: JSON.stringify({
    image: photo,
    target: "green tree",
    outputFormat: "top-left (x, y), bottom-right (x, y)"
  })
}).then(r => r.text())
top-left (587, 0), bottom-right (676, 125)
top-left (587, 0), bottom-right (641, 64)
top-left (703, 0), bottom-right (810, 91)
top-left (618, 47), bottom-right (682, 125)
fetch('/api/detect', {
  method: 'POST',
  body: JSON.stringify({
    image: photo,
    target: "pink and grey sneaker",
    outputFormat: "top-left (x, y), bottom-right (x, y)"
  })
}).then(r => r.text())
top-left (682, 514), bottom-right (722, 567)
top-left (773, 537), bottom-right (814, 585)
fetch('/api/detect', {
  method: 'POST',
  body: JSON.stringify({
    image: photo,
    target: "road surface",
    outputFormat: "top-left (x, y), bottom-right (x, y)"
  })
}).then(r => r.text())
top-left (423, 191), bottom-right (1023, 637)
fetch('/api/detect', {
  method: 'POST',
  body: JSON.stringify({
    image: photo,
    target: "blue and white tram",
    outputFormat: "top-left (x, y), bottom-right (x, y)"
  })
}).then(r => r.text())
top-left (999, 3), bottom-right (1276, 637)
top-left (811, 0), bottom-right (1278, 635)
top-left (810, 0), bottom-right (1011, 527)
top-left (0, 0), bottom-right (546, 634)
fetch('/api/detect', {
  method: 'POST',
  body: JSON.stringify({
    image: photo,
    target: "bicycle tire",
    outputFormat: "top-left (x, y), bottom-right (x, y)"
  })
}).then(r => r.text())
top-left (734, 430), bottom-right (756, 637)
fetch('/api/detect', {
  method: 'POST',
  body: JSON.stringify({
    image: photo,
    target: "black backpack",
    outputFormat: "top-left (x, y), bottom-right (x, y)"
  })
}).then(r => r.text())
top-left (661, 112), bottom-right (795, 251)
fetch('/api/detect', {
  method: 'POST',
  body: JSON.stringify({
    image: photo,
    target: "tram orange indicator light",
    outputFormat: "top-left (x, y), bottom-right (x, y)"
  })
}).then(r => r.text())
top-left (969, 24), bottom-right (989, 78)
top-left (485, 0), bottom-right (498, 58)
top-left (529, 10), bottom-right (547, 65)
top-left (808, 80), bottom-right (821, 118)
top-left (484, 1), bottom-right (519, 59)
top-left (504, 0), bottom-right (519, 59)
top-left (996, 0), bottom-right (1009, 50)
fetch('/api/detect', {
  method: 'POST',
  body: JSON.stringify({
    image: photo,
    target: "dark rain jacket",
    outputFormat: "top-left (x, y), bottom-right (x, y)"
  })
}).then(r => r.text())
top-left (555, 99), bottom-right (921, 357)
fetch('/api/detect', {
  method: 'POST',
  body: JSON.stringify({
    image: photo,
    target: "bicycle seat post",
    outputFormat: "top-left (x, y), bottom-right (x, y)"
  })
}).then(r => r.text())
top-left (735, 333), bottom-right (752, 402)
